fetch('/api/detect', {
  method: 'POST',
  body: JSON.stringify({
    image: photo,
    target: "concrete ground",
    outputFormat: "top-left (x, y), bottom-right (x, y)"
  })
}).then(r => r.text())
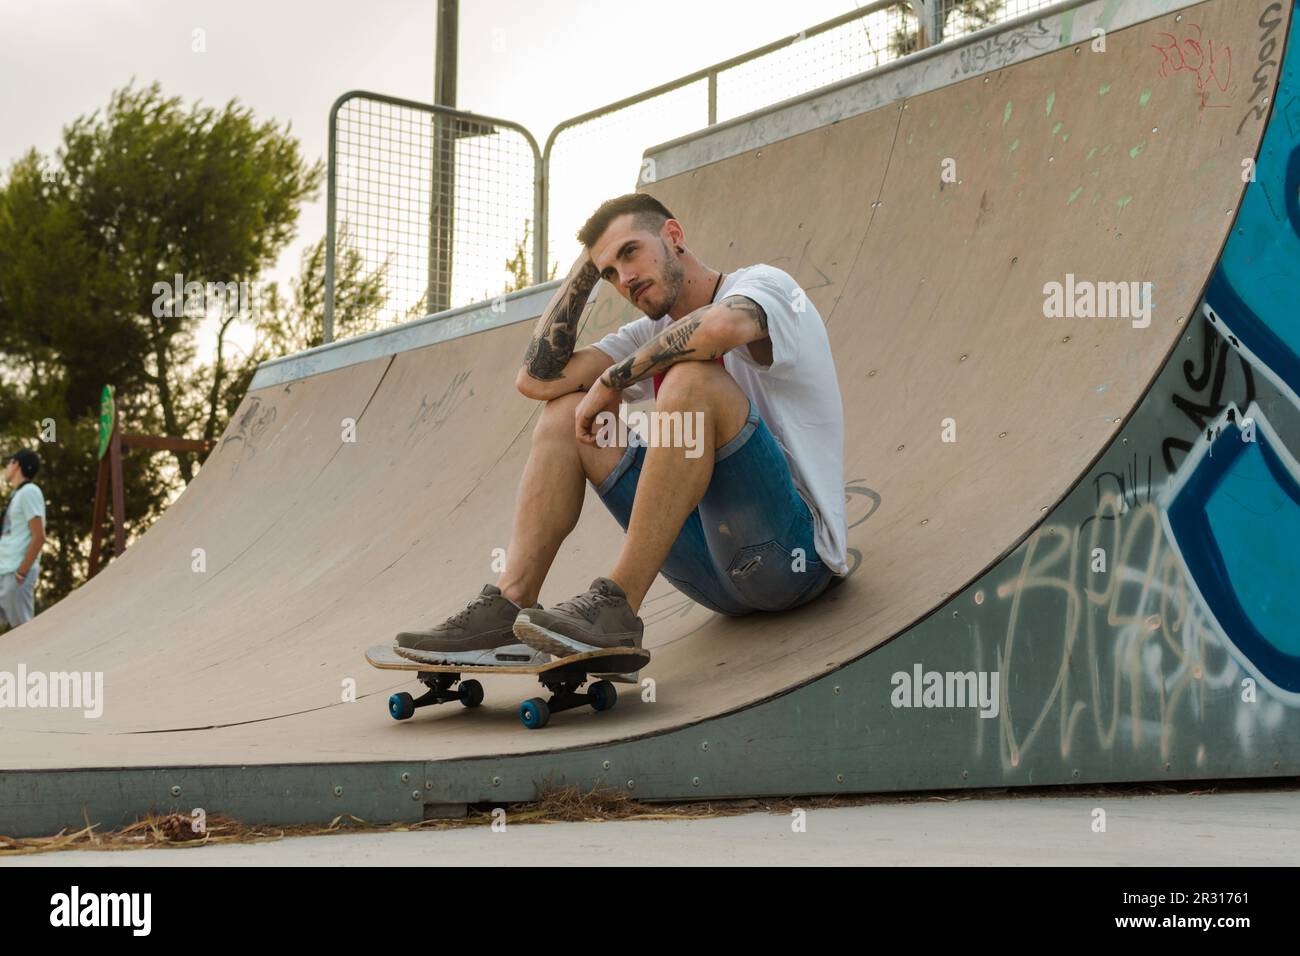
top-left (3, 788), bottom-right (1297, 865)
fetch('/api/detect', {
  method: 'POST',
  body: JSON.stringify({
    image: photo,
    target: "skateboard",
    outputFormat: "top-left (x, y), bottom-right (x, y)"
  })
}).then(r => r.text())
top-left (365, 644), bottom-right (651, 729)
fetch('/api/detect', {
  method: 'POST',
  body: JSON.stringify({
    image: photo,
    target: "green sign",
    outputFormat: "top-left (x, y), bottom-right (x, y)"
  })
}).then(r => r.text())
top-left (98, 385), bottom-right (115, 461)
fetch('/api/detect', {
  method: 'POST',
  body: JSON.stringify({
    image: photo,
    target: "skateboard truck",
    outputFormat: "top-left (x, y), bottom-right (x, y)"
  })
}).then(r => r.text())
top-left (520, 664), bottom-right (619, 729)
top-left (366, 644), bottom-right (649, 729)
top-left (387, 672), bottom-right (484, 720)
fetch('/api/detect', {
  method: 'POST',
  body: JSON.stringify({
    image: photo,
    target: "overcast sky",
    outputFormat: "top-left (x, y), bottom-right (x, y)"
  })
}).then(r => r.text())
top-left (1, 0), bottom-right (863, 359)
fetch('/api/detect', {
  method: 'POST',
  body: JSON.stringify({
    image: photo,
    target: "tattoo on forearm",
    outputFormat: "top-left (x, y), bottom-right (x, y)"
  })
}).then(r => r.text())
top-left (605, 356), bottom-right (635, 388)
top-left (655, 318), bottom-right (700, 357)
top-left (722, 294), bottom-right (767, 335)
top-left (522, 257), bottom-right (600, 381)
top-left (603, 312), bottom-right (705, 388)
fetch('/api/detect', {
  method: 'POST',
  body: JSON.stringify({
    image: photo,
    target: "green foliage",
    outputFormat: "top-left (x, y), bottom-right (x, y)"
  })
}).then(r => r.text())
top-left (480, 218), bottom-right (557, 303)
top-left (889, 0), bottom-right (1006, 58)
top-left (0, 80), bottom-right (323, 604)
top-left (245, 224), bottom-right (387, 361)
top-left (1, 80), bottom-right (543, 612)
top-left (503, 218), bottom-right (557, 293)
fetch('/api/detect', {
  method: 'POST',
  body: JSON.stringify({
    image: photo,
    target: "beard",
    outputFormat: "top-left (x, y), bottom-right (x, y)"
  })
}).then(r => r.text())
top-left (641, 239), bottom-right (686, 319)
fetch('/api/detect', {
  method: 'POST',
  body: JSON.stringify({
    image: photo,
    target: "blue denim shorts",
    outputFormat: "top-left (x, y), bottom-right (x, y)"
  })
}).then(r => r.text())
top-left (594, 399), bottom-right (835, 616)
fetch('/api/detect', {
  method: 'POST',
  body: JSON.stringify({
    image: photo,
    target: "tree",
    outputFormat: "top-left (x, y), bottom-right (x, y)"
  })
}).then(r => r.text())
top-left (890, 0), bottom-right (1006, 58)
top-left (243, 225), bottom-right (387, 363)
top-left (0, 80), bottom-right (321, 601)
top-left (484, 217), bottom-right (556, 302)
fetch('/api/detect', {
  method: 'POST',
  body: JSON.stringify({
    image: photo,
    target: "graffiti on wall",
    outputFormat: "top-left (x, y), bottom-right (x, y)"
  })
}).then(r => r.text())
top-left (973, 4), bottom-right (1300, 771)
top-left (987, 398), bottom-right (1297, 770)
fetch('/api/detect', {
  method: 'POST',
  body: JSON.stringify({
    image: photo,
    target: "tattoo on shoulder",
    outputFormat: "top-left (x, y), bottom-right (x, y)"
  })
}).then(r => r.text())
top-left (723, 295), bottom-right (767, 334)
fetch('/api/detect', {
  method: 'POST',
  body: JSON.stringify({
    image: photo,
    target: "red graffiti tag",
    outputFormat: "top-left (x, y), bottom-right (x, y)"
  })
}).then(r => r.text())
top-left (1152, 23), bottom-right (1232, 113)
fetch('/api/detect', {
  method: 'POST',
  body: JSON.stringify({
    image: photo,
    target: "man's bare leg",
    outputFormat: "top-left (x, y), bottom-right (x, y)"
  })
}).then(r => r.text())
top-left (608, 362), bottom-right (750, 613)
top-left (495, 391), bottom-right (623, 607)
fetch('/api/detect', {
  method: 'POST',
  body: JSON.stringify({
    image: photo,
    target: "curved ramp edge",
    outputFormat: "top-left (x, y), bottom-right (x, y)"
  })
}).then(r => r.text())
top-left (0, 0), bottom-right (1296, 835)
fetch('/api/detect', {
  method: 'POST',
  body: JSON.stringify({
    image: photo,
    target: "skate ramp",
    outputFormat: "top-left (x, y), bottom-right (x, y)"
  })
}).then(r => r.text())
top-left (0, 0), bottom-right (1295, 829)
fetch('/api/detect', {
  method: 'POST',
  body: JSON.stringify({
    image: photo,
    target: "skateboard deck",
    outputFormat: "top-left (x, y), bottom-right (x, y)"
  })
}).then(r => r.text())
top-left (365, 644), bottom-right (651, 729)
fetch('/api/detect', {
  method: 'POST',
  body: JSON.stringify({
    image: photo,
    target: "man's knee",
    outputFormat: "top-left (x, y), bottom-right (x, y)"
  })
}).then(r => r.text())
top-left (530, 391), bottom-right (620, 482)
top-left (533, 390), bottom-right (583, 438)
top-left (655, 362), bottom-right (748, 442)
top-left (655, 360), bottom-right (734, 404)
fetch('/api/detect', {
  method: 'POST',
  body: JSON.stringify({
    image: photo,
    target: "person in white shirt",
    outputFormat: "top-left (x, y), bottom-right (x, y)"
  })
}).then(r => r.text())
top-left (0, 449), bottom-right (46, 631)
top-left (396, 193), bottom-right (846, 664)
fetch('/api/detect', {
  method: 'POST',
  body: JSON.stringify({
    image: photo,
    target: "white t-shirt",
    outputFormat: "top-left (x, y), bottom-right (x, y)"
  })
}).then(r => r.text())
top-left (591, 264), bottom-right (848, 575)
top-left (0, 482), bottom-right (46, 574)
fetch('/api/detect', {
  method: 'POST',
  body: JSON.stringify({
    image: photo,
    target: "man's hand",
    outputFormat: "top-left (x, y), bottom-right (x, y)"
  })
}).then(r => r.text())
top-left (575, 379), bottom-right (624, 446)
top-left (15, 569), bottom-right (26, 584)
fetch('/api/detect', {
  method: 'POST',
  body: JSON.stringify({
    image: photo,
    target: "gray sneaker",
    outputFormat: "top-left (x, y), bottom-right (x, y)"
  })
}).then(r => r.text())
top-left (513, 577), bottom-right (644, 657)
top-left (395, 584), bottom-right (549, 666)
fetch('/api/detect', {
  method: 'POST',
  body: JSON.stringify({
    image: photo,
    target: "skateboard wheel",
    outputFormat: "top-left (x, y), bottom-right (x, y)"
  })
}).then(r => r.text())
top-left (459, 679), bottom-right (484, 708)
top-left (589, 680), bottom-right (617, 712)
top-left (519, 697), bottom-right (551, 730)
top-left (388, 692), bottom-right (416, 721)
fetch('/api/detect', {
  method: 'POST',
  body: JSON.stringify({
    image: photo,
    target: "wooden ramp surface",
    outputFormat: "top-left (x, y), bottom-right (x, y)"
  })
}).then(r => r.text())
top-left (0, 0), bottom-right (1280, 768)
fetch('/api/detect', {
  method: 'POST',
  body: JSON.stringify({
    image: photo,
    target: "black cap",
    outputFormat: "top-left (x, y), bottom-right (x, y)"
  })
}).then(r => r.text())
top-left (6, 449), bottom-right (40, 480)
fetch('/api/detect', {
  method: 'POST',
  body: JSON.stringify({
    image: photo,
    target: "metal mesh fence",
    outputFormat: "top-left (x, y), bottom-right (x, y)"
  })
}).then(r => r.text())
top-left (715, 4), bottom-right (917, 121)
top-left (935, 0), bottom-right (1061, 42)
top-left (327, 94), bottom-right (540, 336)
top-left (326, 1), bottom-right (1077, 336)
top-left (544, 0), bottom-right (1065, 273)
top-left (542, 81), bottom-right (711, 283)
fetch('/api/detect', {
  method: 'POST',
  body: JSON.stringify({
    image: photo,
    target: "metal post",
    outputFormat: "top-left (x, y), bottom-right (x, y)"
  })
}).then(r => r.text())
top-left (534, 164), bottom-right (548, 285)
top-left (429, 0), bottom-right (459, 315)
top-left (88, 456), bottom-right (108, 578)
top-left (929, 0), bottom-right (946, 48)
top-left (913, 0), bottom-right (945, 49)
top-left (109, 416), bottom-right (126, 560)
top-left (324, 101), bottom-right (339, 343)
top-left (435, 0), bottom-right (458, 107)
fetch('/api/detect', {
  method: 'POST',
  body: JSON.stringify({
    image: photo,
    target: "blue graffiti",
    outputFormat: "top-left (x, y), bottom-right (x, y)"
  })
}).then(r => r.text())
top-left (1163, 407), bottom-right (1300, 695)
top-left (1204, 6), bottom-right (1300, 407)
top-left (1166, 5), bottom-right (1300, 698)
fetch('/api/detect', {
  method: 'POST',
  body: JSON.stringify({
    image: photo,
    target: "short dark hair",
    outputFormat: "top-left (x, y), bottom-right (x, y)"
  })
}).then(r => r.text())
top-left (7, 449), bottom-right (40, 480)
top-left (577, 193), bottom-right (676, 249)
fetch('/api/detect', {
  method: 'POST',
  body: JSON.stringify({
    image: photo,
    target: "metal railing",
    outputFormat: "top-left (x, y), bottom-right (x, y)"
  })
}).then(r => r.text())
top-left (324, 0), bottom-right (1062, 341)
top-left (324, 92), bottom-right (542, 342)
top-left (540, 1), bottom-right (914, 276)
top-left (539, 0), bottom-right (1058, 272)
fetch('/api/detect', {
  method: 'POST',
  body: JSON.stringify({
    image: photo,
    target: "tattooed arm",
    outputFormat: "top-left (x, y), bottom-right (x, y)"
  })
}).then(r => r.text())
top-left (598, 295), bottom-right (769, 390)
top-left (572, 294), bottom-right (767, 444)
top-left (515, 252), bottom-right (613, 400)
